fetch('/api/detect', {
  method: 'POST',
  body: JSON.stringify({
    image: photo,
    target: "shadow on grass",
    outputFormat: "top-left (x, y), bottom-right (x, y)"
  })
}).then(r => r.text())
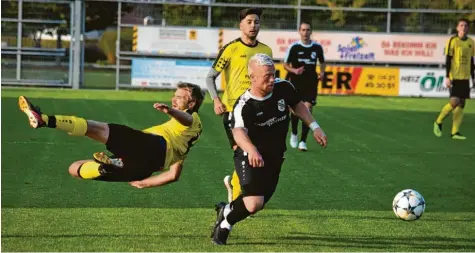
top-left (261, 212), bottom-right (475, 222)
top-left (234, 233), bottom-right (475, 250)
top-left (3, 233), bottom-right (473, 250)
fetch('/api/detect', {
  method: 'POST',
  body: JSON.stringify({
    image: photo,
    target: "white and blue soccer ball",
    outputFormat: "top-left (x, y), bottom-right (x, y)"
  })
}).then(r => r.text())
top-left (392, 189), bottom-right (426, 221)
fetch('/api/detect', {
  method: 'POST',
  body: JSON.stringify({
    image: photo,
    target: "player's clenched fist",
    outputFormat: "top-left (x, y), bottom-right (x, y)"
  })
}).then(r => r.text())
top-left (312, 128), bottom-right (327, 148)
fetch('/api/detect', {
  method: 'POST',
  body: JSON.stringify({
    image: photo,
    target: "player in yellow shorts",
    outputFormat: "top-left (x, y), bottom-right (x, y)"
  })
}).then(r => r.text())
top-left (18, 82), bottom-right (204, 188)
top-left (434, 18), bottom-right (474, 140)
top-left (206, 8), bottom-right (272, 203)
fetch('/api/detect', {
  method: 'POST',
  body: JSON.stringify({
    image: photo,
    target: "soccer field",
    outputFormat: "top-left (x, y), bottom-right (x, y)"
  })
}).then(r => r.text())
top-left (2, 88), bottom-right (475, 251)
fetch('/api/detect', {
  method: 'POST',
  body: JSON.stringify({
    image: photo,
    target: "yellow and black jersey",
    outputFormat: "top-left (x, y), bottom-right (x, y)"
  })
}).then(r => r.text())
top-left (445, 35), bottom-right (475, 80)
top-left (212, 38), bottom-right (273, 111)
top-left (143, 110), bottom-right (202, 169)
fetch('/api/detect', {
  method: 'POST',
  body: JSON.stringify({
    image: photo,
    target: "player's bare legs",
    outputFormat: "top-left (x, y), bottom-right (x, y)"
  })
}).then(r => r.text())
top-left (298, 101), bottom-right (314, 151)
top-left (19, 96), bottom-right (110, 143)
top-left (68, 159), bottom-right (94, 178)
top-left (85, 120), bottom-right (110, 144)
top-left (19, 96), bottom-right (118, 179)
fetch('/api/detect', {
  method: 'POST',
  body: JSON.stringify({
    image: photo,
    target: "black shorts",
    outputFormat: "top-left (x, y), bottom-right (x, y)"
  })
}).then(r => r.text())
top-left (94, 123), bottom-right (167, 182)
top-left (222, 112), bottom-right (236, 148)
top-left (450, 80), bottom-right (470, 99)
top-left (293, 80), bottom-right (318, 106)
top-left (233, 148), bottom-right (285, 202)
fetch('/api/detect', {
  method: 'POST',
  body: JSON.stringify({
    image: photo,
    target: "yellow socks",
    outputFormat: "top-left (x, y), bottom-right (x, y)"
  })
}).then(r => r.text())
top-left (452, 106), bottom-right (464, 135)
top-left (78, 161), bottom-right (102, 179)
top-left (231, 170), bottom-right (241, 201)
top-left (436, 103), bottom-right (454, 124)
top-left (43, 115), bottom-right (88, 136)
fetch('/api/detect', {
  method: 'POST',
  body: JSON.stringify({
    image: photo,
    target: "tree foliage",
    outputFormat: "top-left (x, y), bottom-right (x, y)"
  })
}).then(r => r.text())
top-left (314, 0), bottom-right (475, 33)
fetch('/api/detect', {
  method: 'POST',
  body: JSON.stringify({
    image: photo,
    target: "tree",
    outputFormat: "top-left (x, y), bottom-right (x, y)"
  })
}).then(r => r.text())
top-left (310, 0), bottom-right (474, 33)
top-left (391, 0), bottom-right (475, 34)
top-left (312, 0), bottom-right (386, 32)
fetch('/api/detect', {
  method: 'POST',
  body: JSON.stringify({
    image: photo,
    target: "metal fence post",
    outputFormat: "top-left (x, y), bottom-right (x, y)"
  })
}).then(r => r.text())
top-left (386, 0), bottom-right (391, 33)
top-left (72, 0), bottom-right (82, 89)
top-left (296, 0), bottom-right (301, 30)
top-left (207, 4), bottom-right (212, 28)
top-left (16, 0), bottom-right (23, 81)
top-left (68, 1), bottom-right (74, 87)
top-left (80, 0), bottom-right (86, 86)
top-left (115, 1), bottom-right (122, 91)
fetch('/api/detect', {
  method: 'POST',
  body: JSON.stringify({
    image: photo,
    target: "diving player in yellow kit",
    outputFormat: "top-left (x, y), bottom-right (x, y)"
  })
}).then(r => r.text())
top-left (18, 82), bottom-right (205, 188)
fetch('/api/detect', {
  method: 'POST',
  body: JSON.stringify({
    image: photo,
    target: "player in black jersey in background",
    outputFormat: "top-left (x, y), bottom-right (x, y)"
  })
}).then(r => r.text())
top-left (210, 53), bottom-right (327, 245)
top-left (284, 21), bottom-right (326, 151)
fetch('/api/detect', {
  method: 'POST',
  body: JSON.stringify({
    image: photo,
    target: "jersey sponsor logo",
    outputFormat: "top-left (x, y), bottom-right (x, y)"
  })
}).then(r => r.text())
top-left (256, 115), bottom-right (288, 127)
top-left (311, 52), bottom-right (316, 59)
top-left (297, 58), bottom-right (316, 65)
top-left (277, 99), bottom-right (286, 112)
top-left (256, 111), bottom-right (264, 116)
top-left (240, 54), bottom-right (247, 58)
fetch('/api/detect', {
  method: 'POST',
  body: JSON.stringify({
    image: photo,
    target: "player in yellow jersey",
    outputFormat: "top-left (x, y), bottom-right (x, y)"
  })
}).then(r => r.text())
top-left (206, 8), bottom-right (272, 203)
top-left (434, 18), bottom-right (475, 140)
top-left (18, 82), bottom-right (205, 188)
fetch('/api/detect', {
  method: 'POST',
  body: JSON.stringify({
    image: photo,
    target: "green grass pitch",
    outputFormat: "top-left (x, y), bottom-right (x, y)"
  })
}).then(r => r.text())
top-left (2, 87), bottom-right (475, 251)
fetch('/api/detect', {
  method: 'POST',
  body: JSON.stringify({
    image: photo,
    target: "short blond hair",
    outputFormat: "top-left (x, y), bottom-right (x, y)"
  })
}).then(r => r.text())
top-left (248, 53), bottom-right (274, 76)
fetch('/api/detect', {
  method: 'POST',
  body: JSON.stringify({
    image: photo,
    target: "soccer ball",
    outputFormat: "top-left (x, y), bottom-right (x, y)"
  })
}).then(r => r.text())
top-left (392, 189), bottom-right (426, 221)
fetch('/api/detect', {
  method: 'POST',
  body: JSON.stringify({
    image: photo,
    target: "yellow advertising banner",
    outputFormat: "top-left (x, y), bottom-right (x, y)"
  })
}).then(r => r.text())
top-left (221, 64), bottom-right (399, 96)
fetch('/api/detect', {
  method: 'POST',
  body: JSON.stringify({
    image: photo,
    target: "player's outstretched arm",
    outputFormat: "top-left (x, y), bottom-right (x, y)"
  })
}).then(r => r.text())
top-left (291, 101), bottom-right (327, 147)
top-left (154, 103), bottom-right (193, 126)
top-left (232, 128), bottom-right (264, 167)
top-left (129, 161), bottom-right (184, 189)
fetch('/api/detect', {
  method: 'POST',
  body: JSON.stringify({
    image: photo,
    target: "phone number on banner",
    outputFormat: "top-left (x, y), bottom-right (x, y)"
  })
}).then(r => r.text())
top-left (354, 67), bottom-right (400, 96)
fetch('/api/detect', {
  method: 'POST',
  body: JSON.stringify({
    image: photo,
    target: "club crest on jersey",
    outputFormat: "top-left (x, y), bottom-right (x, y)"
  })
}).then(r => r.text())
top-left (277, 99), bottom-right (286, 112)
top-left (311, 52), bottom-right (316, 59)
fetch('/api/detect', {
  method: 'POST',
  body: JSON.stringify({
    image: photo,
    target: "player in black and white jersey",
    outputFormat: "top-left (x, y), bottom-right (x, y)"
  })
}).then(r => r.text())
top-left (210, 53), bottom-right (328, 245)
top-left (284, 21), bottom-right (326, 151)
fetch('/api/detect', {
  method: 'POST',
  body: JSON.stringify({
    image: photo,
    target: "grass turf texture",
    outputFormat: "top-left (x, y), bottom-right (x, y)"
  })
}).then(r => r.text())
top-left (2, 88), bottom-right (475, 251)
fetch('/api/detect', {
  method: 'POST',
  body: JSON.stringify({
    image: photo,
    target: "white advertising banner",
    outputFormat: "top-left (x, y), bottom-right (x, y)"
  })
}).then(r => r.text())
top-left (137, 27), bottom-right (218, 56)
top-left (398, 68), bottom-right (474, 97)
top-left (222, 29), bottom-right (448, 64)
top-left (131, 58), bottom-right (221, 90)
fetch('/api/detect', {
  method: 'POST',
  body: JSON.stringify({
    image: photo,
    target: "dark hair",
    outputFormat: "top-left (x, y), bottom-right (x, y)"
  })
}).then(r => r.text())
top-left (239, 8), bottom-right (263, 21)
top-left (299, 21), bottom-right (312, 29)
top-left (457, 18), bottom-right (470, 27)
top-left (177, 82), bottom-right (206, 112)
